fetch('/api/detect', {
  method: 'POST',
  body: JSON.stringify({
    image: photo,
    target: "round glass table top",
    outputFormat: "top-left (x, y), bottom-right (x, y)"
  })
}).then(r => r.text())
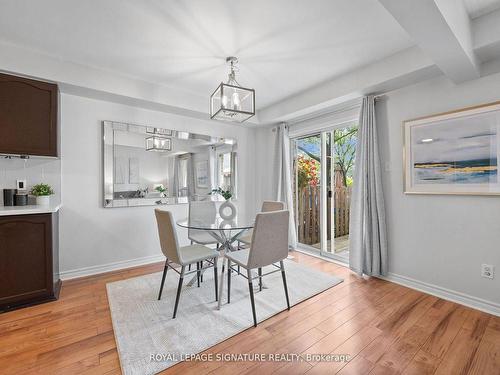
top-left (177, 214), bottom-right (255, 231)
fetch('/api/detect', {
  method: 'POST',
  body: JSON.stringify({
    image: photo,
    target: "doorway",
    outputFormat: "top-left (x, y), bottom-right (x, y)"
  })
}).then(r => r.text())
top-left (292, 124), bottom-right (357, 263)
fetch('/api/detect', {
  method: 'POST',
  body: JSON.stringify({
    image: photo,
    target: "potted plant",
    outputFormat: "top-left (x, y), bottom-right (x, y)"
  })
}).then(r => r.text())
top-left (210, 187), bottom-right (232, 201)
top-left (210, 187), bottom-right (236, 220)
top-left (155, 185), bottom-right (167, 198)
top-left (30, 183), bottom-right (54, 206)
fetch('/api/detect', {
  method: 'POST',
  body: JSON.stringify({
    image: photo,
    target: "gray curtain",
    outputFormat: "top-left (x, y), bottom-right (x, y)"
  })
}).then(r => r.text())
top-left (274, 123), bottom-right (297, 249)
top-left (349, 96), bottom-right (388, 276)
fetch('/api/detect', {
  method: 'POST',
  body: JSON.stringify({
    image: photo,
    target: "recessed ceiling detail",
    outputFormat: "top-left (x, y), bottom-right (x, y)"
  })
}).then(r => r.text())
top-left (463, 0), bottom-right (500, 19)
top-left (0, 0), bottom-right (413, 109)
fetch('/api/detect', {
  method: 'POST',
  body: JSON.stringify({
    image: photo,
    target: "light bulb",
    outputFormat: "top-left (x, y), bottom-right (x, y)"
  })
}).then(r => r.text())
top-left (221, 95), bottom-right (229, 108)
top-left (231, 91), bottom-right (241, 110)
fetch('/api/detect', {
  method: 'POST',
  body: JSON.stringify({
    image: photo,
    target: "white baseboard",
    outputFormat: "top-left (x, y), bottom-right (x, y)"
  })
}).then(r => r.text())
top-left (60, 254), bottom-right (165, 280)
top-left (378, 272), bottom-right (500, 317)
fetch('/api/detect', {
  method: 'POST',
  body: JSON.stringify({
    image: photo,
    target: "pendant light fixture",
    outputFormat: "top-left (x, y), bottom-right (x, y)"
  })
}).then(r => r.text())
top-left (146, 136), bottom-right (171, 152)
top-left (210, 56), bottom-right (255, 123)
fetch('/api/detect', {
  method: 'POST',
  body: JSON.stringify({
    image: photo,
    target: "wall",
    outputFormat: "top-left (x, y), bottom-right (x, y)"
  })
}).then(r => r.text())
top-left (0, 157), bottom-right (61, 205)
top-left (377, 72), bottom-right (500, 310)
top-left (59, 93), bottom-right (256, 277)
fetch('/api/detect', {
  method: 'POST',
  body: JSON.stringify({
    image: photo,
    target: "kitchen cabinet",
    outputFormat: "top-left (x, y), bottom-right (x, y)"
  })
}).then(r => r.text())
top-left (0, 72), bottom-right (58, 157)
top-left (0, 212), bottom-right (60, 312)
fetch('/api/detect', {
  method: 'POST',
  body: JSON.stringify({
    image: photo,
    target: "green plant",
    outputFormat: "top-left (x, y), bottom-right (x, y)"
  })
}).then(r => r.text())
top-left (155, 185), bottom-right (166, 194)
top-left (30, 183), bottom-right (54, 196)
top-left (210, 187), bottom-right (232, 200)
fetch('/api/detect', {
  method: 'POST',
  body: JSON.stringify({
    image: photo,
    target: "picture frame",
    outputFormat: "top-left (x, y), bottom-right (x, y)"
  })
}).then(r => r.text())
top-left (195, 160), bottom-right (209, 188)
top-left (404, 101), bottom-right (500, 195)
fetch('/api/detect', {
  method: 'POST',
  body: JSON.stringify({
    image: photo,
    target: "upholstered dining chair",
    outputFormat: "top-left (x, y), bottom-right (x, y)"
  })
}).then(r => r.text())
top-left (238, 201), bottom-right (284, 246)
top-left (188, 200), bottom-right (220, 246)
top-left (155, 209), bottom-right (219, 318)
top-left (188, 200), bottom-right (220, 277)
top-left (223, 210), bottom-right (290, 327)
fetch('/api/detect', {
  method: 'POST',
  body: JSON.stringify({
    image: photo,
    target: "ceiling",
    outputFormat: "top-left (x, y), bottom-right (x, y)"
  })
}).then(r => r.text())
top-left (463, 0), bottom-right (500, 18)
top-left (0, 0), bottom-right (413, 109)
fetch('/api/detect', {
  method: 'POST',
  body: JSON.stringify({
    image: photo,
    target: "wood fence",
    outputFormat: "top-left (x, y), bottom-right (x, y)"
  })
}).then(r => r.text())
top-left (296, 185), bottom-right (351, 246)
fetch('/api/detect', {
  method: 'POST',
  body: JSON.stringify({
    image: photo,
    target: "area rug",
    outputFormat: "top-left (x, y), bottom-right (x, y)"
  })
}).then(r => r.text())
top-left (106, 259), bottom-right (343, 375)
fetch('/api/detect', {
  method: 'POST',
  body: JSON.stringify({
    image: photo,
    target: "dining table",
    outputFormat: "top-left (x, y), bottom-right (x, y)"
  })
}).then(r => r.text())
top-left (176, 213), bottom-right (255, 310)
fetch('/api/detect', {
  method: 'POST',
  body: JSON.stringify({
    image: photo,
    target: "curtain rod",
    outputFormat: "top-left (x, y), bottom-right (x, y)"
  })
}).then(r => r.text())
top-left (271, 93), bottom-right (388, 131)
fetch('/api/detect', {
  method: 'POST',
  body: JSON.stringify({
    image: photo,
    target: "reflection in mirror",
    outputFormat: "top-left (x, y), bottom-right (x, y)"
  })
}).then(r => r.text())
top-left (102, 121), bottom-right (237, 208)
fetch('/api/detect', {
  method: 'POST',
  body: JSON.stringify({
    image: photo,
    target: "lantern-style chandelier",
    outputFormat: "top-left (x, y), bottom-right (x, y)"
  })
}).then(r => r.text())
top-left (146, 136), bottom-right (171, 152)
top-left (210, 56), bottom-right (255, 123)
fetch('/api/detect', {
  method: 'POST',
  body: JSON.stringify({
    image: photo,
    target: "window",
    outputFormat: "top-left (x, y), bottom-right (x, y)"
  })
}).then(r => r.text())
top-left (177, 156), bottom-right (189, 197)
top-left (215, 146), bottom-right (236, 196)
top-left (218, 152), bottom-right (232, 190)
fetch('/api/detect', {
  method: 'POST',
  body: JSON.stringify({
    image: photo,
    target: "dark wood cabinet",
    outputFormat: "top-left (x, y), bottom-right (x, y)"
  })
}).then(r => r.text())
top-left (0, 72), bottom-right (58, 157)
top-left (0, 213), bottom-right (60, 312)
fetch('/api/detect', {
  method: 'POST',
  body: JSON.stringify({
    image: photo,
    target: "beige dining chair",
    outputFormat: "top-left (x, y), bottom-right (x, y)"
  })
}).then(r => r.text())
top-left (223, 210), bottom-right (290, 327)
top-left (155, 209), bottom-right (219, 318)
top-left (188, 200), bottom-right (220, 246)
top-left (238, 201), bottom-right (284, 246)
top-left (188, 200), bottom-right (221, 279)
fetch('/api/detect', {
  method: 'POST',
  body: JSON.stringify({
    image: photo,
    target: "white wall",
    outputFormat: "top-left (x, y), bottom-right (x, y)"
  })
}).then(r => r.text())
top-left (0, 157), bottom-right (61, 205)
top-left (59, 93), bottom-right (256, 276)
top-left (377, 72), bottom-right (500, 308)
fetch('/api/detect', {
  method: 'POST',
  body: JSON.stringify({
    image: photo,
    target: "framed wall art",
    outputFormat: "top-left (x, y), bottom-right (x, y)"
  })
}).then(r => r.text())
top-left (404, 101), bottom-right (500, 195)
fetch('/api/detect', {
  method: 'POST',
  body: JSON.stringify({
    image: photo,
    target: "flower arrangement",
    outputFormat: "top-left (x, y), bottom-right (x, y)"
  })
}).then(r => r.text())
top-left (30, 183), bottom-right (54, 196)
top-left (210, 187), bottom-right (232, 200)
top-left (297, 155), bottom-right (319, 188)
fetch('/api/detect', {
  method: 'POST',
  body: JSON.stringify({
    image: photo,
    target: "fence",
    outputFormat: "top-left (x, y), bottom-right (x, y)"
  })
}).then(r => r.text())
top-left (296, 185), bottom-right (351, 246)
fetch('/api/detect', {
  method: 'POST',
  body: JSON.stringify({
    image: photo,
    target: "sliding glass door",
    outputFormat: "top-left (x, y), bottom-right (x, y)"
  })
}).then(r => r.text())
top-left (292, 124), bottom-right (357, 262)
top-left (293, 134), bottom-right (322, 250)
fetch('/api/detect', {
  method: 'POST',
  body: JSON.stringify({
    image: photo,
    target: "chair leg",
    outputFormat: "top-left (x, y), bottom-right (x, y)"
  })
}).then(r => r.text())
top-left (227, 259), bottom-right (232, 304)
top-left (197, 262), bottom-right (200, 287)
top-left (201, 261), bottom-right (204, 283)
top-left (258, 267), bottom-right (262, 292)
top-left (214, 257), bottom-right (218, 301)
top-left (188, 241), bottom-right (193, 271)
top-left (173, 266), bottom-right (185, 319)
top-left (238, 265), bottom-right (241, 275)
top-left (247, 269), bottom-right (257, 327)
top-left (217, 258), bottom-right (226, 310)
top-left (158, 260), bottom-right (168, 300)
top-left (280, 260), bottom-right (290, 310)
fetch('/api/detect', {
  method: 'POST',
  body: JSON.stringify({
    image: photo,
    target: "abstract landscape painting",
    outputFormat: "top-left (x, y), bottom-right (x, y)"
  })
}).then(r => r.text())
top-left (404, 102), bottom-right (500, 195)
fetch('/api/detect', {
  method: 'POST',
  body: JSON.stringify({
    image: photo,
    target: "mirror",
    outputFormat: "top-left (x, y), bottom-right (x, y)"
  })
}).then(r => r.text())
top-left (102, 121), bottom-right (237, 208)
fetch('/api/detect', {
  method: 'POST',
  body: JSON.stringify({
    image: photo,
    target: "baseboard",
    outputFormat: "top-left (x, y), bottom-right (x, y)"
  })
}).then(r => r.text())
top-left (378, 272), bottom-right (500, 317)
top-left (60, 254), bottom-right (165, 280)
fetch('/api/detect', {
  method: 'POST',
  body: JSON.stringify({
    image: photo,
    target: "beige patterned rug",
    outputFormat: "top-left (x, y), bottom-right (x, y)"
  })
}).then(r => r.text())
top-left (106, 259), bottom-right (343, 375)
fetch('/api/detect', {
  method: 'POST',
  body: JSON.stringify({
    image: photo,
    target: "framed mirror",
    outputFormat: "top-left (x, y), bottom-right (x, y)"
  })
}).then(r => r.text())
top-left (102, 121), bottom-right (237, 208)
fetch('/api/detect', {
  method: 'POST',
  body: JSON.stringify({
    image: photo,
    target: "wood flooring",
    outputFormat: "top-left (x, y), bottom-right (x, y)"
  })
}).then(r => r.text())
top-left (0, 251), bottom-right (498, 374)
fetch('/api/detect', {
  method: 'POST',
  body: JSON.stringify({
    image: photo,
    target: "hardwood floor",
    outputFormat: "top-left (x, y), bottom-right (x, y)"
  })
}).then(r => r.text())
top-left (0, 251), bottom-right (498, 374)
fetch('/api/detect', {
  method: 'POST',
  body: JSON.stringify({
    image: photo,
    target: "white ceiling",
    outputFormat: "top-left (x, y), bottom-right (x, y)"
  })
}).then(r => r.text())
top-left (463, 0), bottom-right (500, 18)
top-left (0, 0), bottom-right (414, 109)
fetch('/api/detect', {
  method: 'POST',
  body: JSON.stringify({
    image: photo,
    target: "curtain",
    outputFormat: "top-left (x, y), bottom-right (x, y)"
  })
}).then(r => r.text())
top-left (349, 96), bottom-right (388, 276)
top-left (173, 153), bottom-right (195, 197)
top-left (274, 123), bottom-right (298, 249)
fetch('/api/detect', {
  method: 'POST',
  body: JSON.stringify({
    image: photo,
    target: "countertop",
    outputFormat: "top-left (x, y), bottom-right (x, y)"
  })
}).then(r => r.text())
top-left (0, 203), bottom-right (62, 216)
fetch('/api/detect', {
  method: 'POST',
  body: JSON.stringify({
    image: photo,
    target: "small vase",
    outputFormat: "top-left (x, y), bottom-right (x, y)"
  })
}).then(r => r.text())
top-left (36, 195), bottom-right (50, 206)
top-left (219, 199), bottom-right (237, 220)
